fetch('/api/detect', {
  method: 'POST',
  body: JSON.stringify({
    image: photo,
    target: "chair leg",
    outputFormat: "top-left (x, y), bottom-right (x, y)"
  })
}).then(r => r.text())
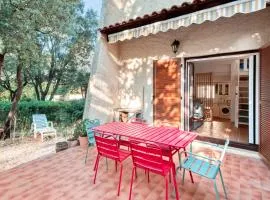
top-left (135, 168), bottom-right (137, 179)
top-left (147, 170), bottom-right (150, 183)
top-left (117, 164), bottom-right (123, 196)
top-left (85, 145), bottom-right (90, 164)
top-left (165, 175), bottom-right (169, 200)
top-left (169, 170), bottom-right (171, 183)
top-left (184, 147), bottom-right (194, 183)
top-left (219, 169), bottom-right (228, 199)
top-left (182, 168), bottom-right (186, 184)
top-left (115, 160), bottom-right (118, 172)
top-left (93, 154), bottom-right (99, 171)
top-left (93, 155), bottom-right (100, 184)
top-left (213, 180), bottom-right (220, 200)
top-left (129, 167), bottom-right (136, 200)
top-left (188, 171), bottom-right (194, 183)
top-left (189, 142), bottom-right (193, 152)
top-left (172, 170), bottom-right (180, 200)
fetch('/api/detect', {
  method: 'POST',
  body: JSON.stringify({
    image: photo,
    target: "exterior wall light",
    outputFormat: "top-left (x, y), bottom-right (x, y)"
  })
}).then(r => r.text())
top-left (171, 40), bottom-right (180, 54)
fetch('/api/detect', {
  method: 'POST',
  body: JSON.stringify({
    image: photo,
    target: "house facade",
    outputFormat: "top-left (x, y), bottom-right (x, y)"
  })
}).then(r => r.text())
top-left (84, 0), bottom-right (270, 163)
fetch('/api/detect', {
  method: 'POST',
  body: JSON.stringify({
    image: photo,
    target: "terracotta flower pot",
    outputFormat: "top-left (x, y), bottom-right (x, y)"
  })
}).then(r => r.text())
top-left (79, 136), bottom-right (88, 148)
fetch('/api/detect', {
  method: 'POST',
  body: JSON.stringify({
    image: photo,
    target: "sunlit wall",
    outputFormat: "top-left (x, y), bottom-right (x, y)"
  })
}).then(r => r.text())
top-left (84, 0), bottom-right (270, 124)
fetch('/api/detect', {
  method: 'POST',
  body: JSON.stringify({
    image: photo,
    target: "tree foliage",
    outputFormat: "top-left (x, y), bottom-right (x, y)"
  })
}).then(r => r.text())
top-left (27, 8), bottom-right (97, 100)
top-left (0, 0), bottom-right (97, 138)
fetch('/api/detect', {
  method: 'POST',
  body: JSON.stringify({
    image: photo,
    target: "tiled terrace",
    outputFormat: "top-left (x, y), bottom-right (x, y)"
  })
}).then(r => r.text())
top-left (0, 143), bottom-right (270, 200)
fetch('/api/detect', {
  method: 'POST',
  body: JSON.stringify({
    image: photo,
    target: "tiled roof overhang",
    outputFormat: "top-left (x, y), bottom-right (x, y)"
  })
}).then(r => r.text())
top-left (100, 0), bottom-right (238, 35)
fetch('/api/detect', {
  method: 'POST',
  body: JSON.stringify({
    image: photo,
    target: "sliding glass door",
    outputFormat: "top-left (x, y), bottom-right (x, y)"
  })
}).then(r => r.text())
top-left (184, 62), bottom-right (194, 131)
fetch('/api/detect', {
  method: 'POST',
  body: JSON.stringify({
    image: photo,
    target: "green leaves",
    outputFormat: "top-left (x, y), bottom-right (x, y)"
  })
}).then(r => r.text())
top-left (1, 0), bottom-right (98, 100)
top-left (0, 99), bottom-right (85, 130)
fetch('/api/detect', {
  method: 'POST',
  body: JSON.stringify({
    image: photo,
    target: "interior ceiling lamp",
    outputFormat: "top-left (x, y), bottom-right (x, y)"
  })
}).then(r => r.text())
top-left (171, 40), bottom-right (180, 54)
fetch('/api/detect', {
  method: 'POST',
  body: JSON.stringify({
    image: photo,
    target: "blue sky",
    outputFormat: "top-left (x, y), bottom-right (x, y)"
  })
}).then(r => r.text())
top-left (84, 0), bottom-right (102, 15)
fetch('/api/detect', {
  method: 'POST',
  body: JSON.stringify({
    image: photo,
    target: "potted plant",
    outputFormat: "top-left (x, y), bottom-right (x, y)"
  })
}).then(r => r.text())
top-left (74, 120), bottom-right (88, 148)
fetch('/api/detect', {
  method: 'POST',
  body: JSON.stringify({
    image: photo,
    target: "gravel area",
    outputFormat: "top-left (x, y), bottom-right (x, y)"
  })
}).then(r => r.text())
top-left (0, 136), bottom-right (66, 172)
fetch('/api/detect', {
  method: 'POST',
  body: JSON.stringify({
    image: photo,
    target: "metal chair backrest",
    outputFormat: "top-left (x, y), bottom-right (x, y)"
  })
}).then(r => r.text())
top-left (129, 141), bottom-right (166, 174)
top-left (32, 114), bottom-right (48, 129)
top-left (219, 138), bottom-right (230, 162)
top-left (95, 133), bottom-right (120, 160)
top-left (84, 119), bottom-right (100, 143)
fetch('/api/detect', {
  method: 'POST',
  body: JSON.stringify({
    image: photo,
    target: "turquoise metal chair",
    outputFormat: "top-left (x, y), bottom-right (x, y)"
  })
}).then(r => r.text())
top-left (180, 139), bottom-right (229, 200)
top-left (84, 119), bottom-right (100, 164)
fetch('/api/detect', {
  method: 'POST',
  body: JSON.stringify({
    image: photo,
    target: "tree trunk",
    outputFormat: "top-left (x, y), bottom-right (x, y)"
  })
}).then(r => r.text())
top-left (0, 54), bottom-right (4, 78)
top-left (10, 90), bottom-right (16, 101)
top-left (80, 85), bottom-right (87, 98)
top-left (2, 62), bottom-right (24, 139)
top-left (34, 84), bottom-right (41, 100)
top-left (49, 78), bottom-right (61, 101)
top-left (40, 93), bottom-right (47, 101)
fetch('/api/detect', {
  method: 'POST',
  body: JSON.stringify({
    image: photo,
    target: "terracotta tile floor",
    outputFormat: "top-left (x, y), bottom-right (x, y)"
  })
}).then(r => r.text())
top-left (194, 118), bottom-right (249, 144)
top-left (0, 144), bottom-right (270, 200)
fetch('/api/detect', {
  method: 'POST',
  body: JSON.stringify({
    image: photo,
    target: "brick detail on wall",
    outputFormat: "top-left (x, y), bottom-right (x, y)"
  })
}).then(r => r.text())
top-left (153, 59), bottom-right (181, 127)
top-left (260, 45), bottom-right (270, 162)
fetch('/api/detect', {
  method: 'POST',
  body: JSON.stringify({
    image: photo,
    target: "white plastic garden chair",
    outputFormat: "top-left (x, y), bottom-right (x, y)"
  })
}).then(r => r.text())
top-left (31, 114), bottom-right (57, 142)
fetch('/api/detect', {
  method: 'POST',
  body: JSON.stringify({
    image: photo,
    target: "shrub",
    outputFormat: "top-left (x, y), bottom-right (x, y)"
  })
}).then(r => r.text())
top-left (73, 120), bottom-right (88, 138)
top-left (0, 100), bottom-right (85, 131)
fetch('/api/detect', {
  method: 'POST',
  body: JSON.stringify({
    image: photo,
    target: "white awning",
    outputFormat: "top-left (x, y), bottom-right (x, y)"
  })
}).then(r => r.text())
top-left (108, 0), bottom-right (268, 43)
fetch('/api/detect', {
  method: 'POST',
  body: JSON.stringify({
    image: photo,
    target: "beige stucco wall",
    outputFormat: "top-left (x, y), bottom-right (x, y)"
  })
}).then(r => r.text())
top-left (85, 0), bottom-right (189, 122)
top-left (118, 8), bottom-right (270, 124)
top-left (102, 0), bottom-right (192, 27)
top-left (83, 36), bottom-right (120, 123)
top-left (84, 0), bottom-right (270, 124)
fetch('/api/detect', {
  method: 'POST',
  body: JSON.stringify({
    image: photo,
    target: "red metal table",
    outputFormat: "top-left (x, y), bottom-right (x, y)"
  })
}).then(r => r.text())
top-left (93, 122), bottom-right (197, 176)
top-left (93, 122), bottom-right (198, 196)
top-left (92, 122), bottom-right (197, 150)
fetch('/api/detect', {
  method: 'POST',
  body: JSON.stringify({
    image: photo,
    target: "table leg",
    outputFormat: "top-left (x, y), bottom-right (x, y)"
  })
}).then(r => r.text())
top-left (170, 161), bottom-right (179, 200)
top-left (177, 150), bottom-right (181, 171)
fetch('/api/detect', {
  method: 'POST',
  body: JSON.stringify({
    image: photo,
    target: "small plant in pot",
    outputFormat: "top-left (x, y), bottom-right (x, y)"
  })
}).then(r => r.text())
top-left (74, 120), bottom-right (88, 148)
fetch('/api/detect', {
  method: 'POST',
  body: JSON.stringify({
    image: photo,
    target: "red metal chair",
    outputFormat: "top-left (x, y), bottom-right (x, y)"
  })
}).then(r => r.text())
top-left (129, 141), bottom-right (179, 200)
top-left (157, 126), bottom-right (195, 183)
top-left (93, 133), bottom-right (131, 196)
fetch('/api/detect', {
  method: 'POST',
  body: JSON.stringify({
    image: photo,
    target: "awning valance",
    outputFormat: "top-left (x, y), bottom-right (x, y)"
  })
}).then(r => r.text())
top-left (107, 0), bottom-right (268, 43)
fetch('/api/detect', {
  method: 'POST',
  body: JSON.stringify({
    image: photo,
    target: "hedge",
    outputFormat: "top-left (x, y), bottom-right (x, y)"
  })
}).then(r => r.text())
top-left (0, 100), bottom-right (85, 130)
